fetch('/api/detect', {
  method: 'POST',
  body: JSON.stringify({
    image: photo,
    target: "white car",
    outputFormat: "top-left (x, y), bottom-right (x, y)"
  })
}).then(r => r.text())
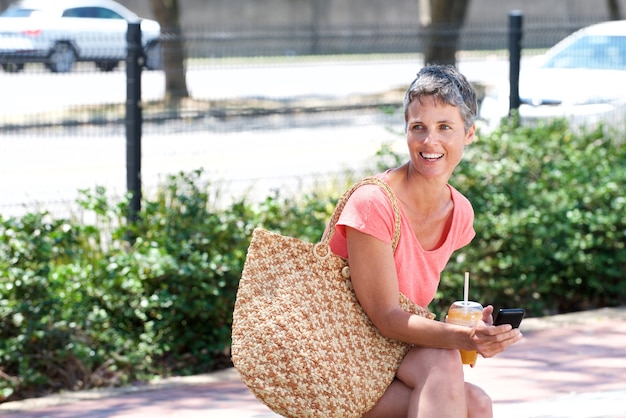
top-left (0, 0), bottom-right (161, 73)
top-left (480, 20), bottom-right (626, 130)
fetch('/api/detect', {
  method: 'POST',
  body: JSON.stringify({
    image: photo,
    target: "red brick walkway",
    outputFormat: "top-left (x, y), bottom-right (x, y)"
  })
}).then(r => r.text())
top-left (2, 307), bottom-right (625, 418)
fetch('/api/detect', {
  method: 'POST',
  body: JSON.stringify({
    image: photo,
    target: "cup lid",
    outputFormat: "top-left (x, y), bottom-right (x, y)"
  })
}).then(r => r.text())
top-left (450, 301), bottom-right (483, 310)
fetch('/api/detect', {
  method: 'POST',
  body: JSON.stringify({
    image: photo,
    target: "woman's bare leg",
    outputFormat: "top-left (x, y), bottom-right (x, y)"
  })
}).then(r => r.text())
top-left (362, 379), bottom-right (411, 418)
top-left (465, 382), bottom-right (493, 418)
top-left (365, 348), bottom-right (465, 417)
top-left (365, 380), bottom-right (493, 418)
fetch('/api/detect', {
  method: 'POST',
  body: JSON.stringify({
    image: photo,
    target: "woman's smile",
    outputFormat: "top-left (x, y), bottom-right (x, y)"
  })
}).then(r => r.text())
top-left (419, 152), bottom-right (444, 161)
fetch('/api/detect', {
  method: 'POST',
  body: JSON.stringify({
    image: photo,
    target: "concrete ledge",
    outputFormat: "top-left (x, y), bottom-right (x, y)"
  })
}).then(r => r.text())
top-left (1, 306), bottom-right (624, 413)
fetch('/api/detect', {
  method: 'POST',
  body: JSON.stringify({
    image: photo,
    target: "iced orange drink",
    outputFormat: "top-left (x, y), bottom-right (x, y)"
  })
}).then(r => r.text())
top-left (447, 301), bottom-right (483, 364)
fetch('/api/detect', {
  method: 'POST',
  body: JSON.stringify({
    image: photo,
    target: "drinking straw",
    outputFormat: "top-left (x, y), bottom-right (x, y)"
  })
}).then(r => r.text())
top-left (464, 271), bottom-right (469, 304)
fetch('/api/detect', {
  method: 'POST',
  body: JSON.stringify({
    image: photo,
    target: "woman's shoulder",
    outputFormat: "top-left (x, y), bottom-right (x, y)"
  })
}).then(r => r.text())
top-left (348, 177), bottom-right (396, 209)
top-left (448, 184), bottom-right (473, 210)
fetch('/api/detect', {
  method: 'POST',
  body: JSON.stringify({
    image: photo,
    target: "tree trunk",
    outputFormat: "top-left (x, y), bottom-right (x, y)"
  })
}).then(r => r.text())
top-left (607, 0), bottom-right (622, 20)
top-left (149, 0), bottom-right (189, 101)
top-left (423, 0), bottom-right (471, 67)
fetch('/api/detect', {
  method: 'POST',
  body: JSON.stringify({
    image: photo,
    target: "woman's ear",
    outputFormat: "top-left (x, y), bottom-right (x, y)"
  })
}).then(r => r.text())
top-left (465, 124), bottom-right (476, 145)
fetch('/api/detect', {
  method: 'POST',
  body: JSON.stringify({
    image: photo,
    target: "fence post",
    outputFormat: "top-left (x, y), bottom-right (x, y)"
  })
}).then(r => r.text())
top-left (508, 10), bottom-right (523, 115)
top-left (126, 22), bottom-right (143, 226)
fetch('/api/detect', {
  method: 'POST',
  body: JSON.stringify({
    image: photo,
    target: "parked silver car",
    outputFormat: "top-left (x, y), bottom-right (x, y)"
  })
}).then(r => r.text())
top-left (0, 0), bottom-right (161, 73)
top-left (480, 20), bottom-right (626, 130)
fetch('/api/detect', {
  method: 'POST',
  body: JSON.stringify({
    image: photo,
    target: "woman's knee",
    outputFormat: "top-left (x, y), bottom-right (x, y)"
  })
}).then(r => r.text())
top-left (465, 383), bottom-right (493, 418)
top-left (398, 347), bottom-right (464, 388)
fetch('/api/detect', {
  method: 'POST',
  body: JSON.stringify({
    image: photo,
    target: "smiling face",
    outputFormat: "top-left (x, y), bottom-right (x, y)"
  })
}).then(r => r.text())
top-left (406, 95), bottom-right (475, 182)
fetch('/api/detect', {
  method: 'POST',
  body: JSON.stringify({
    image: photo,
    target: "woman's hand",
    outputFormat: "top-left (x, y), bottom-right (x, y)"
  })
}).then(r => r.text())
top-left (469, 305), bottom-right (523, 366)
top-left (482, 304), bottom-right (494, 326)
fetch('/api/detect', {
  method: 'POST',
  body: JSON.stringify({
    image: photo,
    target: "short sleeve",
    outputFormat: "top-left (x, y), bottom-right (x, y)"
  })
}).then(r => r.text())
top-left (329, 185), bottom-right (397, 258)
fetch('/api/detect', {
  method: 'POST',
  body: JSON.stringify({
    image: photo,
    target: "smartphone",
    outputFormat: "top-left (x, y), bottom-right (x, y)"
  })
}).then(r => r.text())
top-left (493, 308), bottom-right (525, 328)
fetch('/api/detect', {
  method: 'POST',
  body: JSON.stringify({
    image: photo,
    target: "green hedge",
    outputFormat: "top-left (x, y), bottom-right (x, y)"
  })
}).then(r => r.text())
top-left (437, 118), bottom-right (626, 318)
top-left (0, 120), bottom-right (624, 402)
top-left (0, 170), bottom-right (345, 402)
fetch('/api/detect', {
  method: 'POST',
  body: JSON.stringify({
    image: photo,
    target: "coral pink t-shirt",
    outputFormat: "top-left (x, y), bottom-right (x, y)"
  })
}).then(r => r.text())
top-left (329, 176), bottom-right (475, 308)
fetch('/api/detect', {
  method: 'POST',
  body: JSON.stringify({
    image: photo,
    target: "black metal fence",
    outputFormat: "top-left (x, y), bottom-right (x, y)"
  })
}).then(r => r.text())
top-left (0, 14), bottom-right (622, 217)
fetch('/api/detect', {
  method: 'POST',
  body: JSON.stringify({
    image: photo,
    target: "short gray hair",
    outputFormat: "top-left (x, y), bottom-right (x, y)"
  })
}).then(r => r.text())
top-left (403, 65), bottom-right (477, 132)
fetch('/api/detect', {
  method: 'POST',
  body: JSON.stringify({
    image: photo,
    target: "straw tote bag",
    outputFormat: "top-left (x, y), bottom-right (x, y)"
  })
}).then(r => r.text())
top-left (231, 177), bottom-right (434, 418)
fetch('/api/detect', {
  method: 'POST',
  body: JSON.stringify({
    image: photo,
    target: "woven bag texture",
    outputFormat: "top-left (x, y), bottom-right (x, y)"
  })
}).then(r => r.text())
top-left (231, 177), bottom-right (435, 417)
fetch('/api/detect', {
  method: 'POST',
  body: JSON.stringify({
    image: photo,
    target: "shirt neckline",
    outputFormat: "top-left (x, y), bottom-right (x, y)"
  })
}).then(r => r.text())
top-left (379, 171), bottom-right (456, 253)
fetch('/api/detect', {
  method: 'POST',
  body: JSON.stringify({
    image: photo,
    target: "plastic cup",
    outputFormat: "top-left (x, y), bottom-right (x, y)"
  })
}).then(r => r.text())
top-left (447, 301), bottom-right (483, 364)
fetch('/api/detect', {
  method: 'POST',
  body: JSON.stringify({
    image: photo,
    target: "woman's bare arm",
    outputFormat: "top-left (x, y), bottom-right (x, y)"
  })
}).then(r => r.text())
top-left (345, 226), bottom-right (522, 355)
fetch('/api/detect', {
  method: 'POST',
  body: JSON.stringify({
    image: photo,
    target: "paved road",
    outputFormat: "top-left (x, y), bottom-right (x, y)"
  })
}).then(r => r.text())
top-left (0, 110), bottom-right (405, 217)
top-left (0, 55), bottom-right (512, 218)
top-left (1, 307), bottom-right (625, 418)
top-left (0, 56), bottom-right (509, 115)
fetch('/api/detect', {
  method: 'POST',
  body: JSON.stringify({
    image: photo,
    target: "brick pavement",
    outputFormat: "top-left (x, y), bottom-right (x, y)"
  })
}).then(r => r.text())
top-left (1, 307), bottom-right (625, 418)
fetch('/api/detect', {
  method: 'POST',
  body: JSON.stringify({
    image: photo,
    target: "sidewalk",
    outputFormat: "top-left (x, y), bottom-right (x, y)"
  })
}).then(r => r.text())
top-left (1, 307), bottom-right (625, 418)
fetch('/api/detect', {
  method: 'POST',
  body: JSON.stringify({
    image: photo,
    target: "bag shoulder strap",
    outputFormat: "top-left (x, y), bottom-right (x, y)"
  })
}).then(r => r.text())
top-left (321, 176), bottom-right (401, 252)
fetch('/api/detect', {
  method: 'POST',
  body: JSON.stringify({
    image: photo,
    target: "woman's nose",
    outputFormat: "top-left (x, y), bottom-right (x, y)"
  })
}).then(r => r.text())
top-left (422, 131), bottom-right (436, 143)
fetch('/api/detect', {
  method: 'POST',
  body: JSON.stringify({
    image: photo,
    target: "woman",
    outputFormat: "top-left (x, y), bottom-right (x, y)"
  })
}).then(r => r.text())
top-left (328, 65), bottom-right (523, 417)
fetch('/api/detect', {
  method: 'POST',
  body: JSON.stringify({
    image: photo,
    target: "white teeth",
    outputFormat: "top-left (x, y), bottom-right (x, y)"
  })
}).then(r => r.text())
top-left (421, 153), bottom-right (443, 159)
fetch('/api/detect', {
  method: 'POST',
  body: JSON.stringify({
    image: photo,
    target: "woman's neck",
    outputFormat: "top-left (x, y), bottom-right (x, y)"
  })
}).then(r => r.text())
top-left (389, 164), bottom-right (451, 214)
